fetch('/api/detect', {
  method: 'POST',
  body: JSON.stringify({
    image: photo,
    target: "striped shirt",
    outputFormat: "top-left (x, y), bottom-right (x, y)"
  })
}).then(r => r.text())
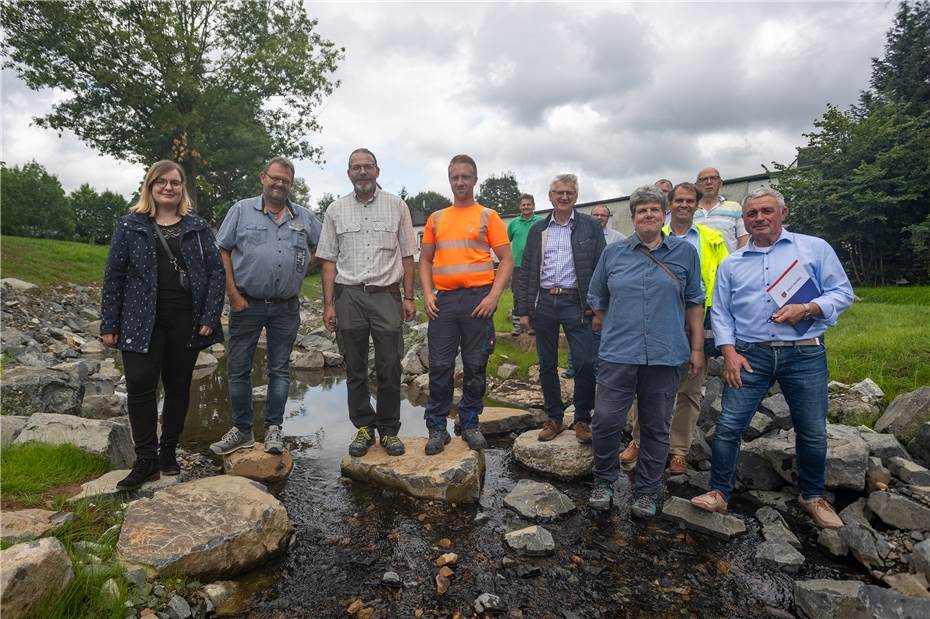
top-left (693, 196), bottom-right (747, 252)
top-left (540, 213), bottom-right (578, 289)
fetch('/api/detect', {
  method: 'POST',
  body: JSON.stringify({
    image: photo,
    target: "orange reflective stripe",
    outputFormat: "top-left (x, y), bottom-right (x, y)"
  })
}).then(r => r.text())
top-left (433, 261), bottom-right (494, 275)
top-left (435, 239), bottom-right (490, 250)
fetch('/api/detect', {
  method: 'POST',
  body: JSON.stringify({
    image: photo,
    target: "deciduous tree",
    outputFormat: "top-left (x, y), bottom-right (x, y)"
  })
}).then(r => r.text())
top-left (0, 161), bottom-right (74, 239)
top-left (476, 172), bottom-right (522, 216)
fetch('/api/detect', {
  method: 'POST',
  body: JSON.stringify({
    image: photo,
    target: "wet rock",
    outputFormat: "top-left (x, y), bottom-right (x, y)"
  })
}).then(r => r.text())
top-left (911, 539), bottom-right (930, 578)
top-left (81, 394), bottom-right (127, 419)
top-left (0, 537), bottom-right (74, 619)
top-left (840, 523), bottom-right (890, 569)
top-left (223, 443), bottom-right (294, 484)
top-left (14, 413), bottom-right (134, 468)
top-left (756, 506), bottom-right (800, 548)
top-left (68, 469), bottom-right (180, 502)
top-left (194, 351), bottom-right (218, 368)
top-left (1, 415), bottom-right (28, 448)
top-left (116, 476), bottom-right (292, 579)
top-left (868, 491), bottom-right (930, 530)
top-left (503, 479), bottom-right (575, 521)
top-left (759, 393), bottom-right (793, 430)
top-left (436, 552), bottom-right (458, 567)
top-left (0, 509), bottom-right (74, 545)
top-left (737, 437), bottom-right (784, 490)
top-left (755, 540), bottom-right (804, 574)
top-left (0, 366), bottom-right (85, 416)
top-left (340, 436), bottom-right (484, 503)
top-left (883, 572), bottom-right (930, 600)
top-left (474, 592), bottom-right (506, 613)
top-left (435, 573), bottom-right (450, 595)
top-left (290, 349), bottom-right (324, 370)
top-left (818, 528), bottom-right (849, 557)
top-left (793, 579), bottom-right (863, 618)
top-left (512, 428), bottom-right (593, 479)
top-left (479, 407), bottom-right (546, 436)
top-left (763, 425), bottom-right (868, 491)
top-left (381, 571), bottom-right (401, 587)
top-left (505, 525), bottom-right (555, 556)
top-left (875, 387), bottom-right (930, 443)
top-left (908, 422), bottom-right (930, 467)
top-left (858, 428), bottom-right (910, 461)
top-left (661, 496), bottom-right (746, 540)
top-left (1, 277), bottom-right (37, 290)
top-left (867, 457), bottom-right (892, 492)
top-left (887, 456), bottom-right (930, 486)
top-left (202, 581), bottom-right (251, 617)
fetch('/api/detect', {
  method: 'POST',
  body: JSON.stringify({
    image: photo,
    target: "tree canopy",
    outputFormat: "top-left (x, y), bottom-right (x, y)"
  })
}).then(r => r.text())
top-left (1, 0), bottom-right (343, 222)
top-left (0, 162), bottom-right (74, 240)
top-left (476, 172), bottom-right (522, 216)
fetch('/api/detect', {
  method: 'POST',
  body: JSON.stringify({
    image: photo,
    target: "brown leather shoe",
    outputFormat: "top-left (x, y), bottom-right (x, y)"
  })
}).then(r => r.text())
top-left (799, 496), bottom-right (844, 529)
top-left (538, 419), bottom-right (563, 441)
top-left (691, 490), bottom-right (728, 513)
top-left (667, 454), bottom-right (688, 475)
top-left (620, 441), bottom-right (639, 464)
top-left (574, 422), bottom-right (592, 443)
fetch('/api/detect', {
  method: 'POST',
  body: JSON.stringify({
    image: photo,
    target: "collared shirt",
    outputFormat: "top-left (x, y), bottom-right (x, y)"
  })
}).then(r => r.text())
top-left (507, 214), bottom-right (543, 268)
top-left (216, 195), bottom-right (321, 299)
top-left (588, 233), bottom-right (704, 366)
top-left (668, 225), bottom-right (704, 295)
top-left (603, 226), bottom-right (626, 245)
top-left (693, 196), bottom-right (747, 252)
top-left (315, 189), bottom-right (416, 287)
top-left (711, 230), bottom-right (854, 346)
top-left (540, 213), bottom-right (577, 289)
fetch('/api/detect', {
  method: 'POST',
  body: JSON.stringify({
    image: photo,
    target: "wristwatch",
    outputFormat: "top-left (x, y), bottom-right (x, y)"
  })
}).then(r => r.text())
top-left (403, 296), bottom-right (415, 301)
top-left (802, 303), bottom-right (812, 319)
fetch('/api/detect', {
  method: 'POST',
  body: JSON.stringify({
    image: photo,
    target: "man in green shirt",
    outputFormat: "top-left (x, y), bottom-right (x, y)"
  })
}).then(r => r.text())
top-left (507, 194), bottom-right (542, 336)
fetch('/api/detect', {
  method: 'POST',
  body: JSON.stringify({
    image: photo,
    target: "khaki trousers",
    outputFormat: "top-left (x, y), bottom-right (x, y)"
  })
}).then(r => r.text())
top-left (630, 361), bottom-right (706, 456)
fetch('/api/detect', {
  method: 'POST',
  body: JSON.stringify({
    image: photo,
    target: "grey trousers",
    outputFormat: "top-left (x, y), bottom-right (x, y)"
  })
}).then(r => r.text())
top-left (592, 362), bottom-right (682, 498)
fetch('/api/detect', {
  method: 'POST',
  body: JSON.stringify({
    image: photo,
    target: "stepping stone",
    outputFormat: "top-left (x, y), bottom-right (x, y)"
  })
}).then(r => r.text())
top-left (660, 496), bottom-right (746, 540)
top-left (0, 538), bottom-right (74, 619)
top-left (756, 506), bottom-right (801, 548)
top-left (867, 491), bottom-right (930, 531)
top-left (0, 509), bottom-right (74, 545)
top-left (504, 525), bottom-right (555, 556)
top-left (223, 443), bottom-right (294, 484)
top-left (479, 407), bottom-right (546, 436)
top-left (116, 476), bottom-right (292, 579)
top-left (340, 436), bottom-right (484, 503)
top-left (503, 479), bottom-right (575, 521)
top-left (512, 428), bottom-right (592, 479)
top-left (67, 469), bottom-right (180, 502)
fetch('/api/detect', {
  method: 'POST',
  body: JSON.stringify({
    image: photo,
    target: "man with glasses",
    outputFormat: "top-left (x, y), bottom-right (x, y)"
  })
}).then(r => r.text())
top-left (210, 156), bottom-right (322, 456)
top-left (515, 174), bottom-right (605, 443)
top-left (694, 167), bottom-right (748, 251)
top-left (317, 148), bottom-right (417, 457)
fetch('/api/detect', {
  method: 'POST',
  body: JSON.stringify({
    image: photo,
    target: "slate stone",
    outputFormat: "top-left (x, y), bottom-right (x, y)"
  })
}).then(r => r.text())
top-left (759, 393), bottom-right (793, 430)
top-left (660, 496), bottom-right (746, 540)
top-left (887, 456), bottom-right (930, 486)
top-left (868, 491), bottom-right (930, 531)
top-left (503, 479), bottom-right (575, 521)
top-left (745, 412), bottom-right (777, 441)
top-left (817, 528), bottom-right (849, 557)
top-left (910, 539), bottom-right (930, 579)
top-left (866, 456), bottom-right (892, 492)
top-left (755, 540), bottom-right (804, 574)
top-left (907, 422), bottom-right (930, 467)
top-left (512, 428), bottom-right (593, 479)
top-left (762, 425), bottom-right (868, 491)
top-left (793, 579), bottom-right (863, 619)
top-left (875, 387), bottom-right (930, 443)
top-left (883, 572), bottom-right (930, 600)
top-left (0, 367), bottom-right (85, 416)
top-left (858, 430), bottom-right (910, 461)
top-left (840, 523), bottom-right (890, 569)
top-left (756, 506), bottom-right (800, 548)
top-left (68, 469), bottom-right (179, 502)
top-left (505, 525), bottom-right (555, 556)
top-left (479, 407), bottom-right (547, 436)
top-left (737, 437), bottom-right (785, 490)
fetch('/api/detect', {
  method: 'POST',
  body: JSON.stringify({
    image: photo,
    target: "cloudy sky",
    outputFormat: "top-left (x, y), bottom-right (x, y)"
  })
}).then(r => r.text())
top-left (1, 2), bottom-right (898, 209)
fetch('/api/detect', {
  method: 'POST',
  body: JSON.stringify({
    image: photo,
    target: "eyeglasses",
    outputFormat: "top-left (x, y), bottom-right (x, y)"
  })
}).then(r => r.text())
top-left (550, 190), bottom-right (577, 197)
top-left (349, 163), bottom-right (377, 172)
top-left (697, 175), bottom-right (721, 183)
top-left (591, 212), bottom-right (610, 218)
top-left (263, 173), bottom-right (293, 187)
top-left (153, 178), bottom-right (183, 189)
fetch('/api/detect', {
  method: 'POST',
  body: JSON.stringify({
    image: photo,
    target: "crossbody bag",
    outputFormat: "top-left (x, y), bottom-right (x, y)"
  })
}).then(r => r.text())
top-left (152, 221), bottom-right (190, 291)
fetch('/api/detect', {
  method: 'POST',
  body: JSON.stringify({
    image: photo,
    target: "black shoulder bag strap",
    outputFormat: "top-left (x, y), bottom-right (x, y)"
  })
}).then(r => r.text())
top-left (153, 221), bottom-right (190, 291)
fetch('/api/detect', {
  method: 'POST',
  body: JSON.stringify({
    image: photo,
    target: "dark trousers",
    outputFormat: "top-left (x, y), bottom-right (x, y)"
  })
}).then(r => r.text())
top-left (122, 308), bottom-right (199, 459)
top-left (335, 284), bottom-right (404, 436)
top-left (424, 286), bottom-right (495, 431)
top-left (592, 362), bottom-right (682, 498)
top-left (533, 293), bottom-right (595, 423)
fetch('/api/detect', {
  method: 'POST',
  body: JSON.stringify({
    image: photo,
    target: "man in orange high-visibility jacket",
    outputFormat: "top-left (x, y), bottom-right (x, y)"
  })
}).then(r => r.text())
top-left (419, 154), bottom-right (514, 456)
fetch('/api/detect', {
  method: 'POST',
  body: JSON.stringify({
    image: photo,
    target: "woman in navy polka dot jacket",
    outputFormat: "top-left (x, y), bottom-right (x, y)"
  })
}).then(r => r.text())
top-left (101, 160), bottom-right (225, 489)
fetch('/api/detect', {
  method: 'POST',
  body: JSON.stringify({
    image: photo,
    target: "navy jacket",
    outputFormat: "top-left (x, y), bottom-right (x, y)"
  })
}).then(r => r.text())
top-left (515, 211), bottom-right (606, 318)
top-left (101, 212), bottom-right (225, 353)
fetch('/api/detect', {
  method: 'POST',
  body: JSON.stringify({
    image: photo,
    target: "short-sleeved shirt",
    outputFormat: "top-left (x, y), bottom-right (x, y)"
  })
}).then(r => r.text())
top-left (216, 195), bottom-right (321, 299)
top-left (507, 215), bottom-right (542, 268)
top-left (693, 197), bottom-right (747, 252)
top-left (423, 203), bottom-right (509, 291)
top-left (315, 189), bottom-right (416, 287)
top-left (603, 226), bottom-right (626, 245)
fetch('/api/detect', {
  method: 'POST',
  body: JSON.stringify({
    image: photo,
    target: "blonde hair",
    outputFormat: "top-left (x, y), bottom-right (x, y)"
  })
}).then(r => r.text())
top-left (130, 160), bottom-right (193, 217)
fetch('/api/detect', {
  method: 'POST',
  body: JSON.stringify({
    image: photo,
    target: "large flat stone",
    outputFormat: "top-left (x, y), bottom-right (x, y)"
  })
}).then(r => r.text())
top-left (116, 476), bottom-right (292, 579)
top-left (503, 479), bottom-right (575, 521)
top-left (0, 509), bottom-right (74, 545)
top-left (223, 443), bottom-right (294, 484)
top-left (14, 413), bottom-right (134, 468)
top-left (67, 469), bottom-right (180, 502)
top-left (867, 491), bottom-right (930, 531)
top-left (660, 496), bottom-right (746, 540)
top-left (512, 428), bottom-right (593, 479)
top-left (794, 579), bottom-right (864, 619)
top-left (479, 407), bottom-right (546, 435)
top-left (763, 425), bottom-right (868, 491)
top-left (0, 538), bottom-right (74, 619)
top-left (340, 437), bottom-right (484, 503)
top-left (875, 387), bottom-right (930, 443)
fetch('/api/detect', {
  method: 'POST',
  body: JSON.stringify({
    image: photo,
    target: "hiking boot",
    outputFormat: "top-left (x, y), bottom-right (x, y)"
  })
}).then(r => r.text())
top-left (630, 495), bottom-right (657, 519)
top-left (620, 441), bottom-right (639, 465)
top-left (538, 419), bottom-right (564, 442)
top-left (588, 478), bottom-right (614, 511)
top-left (210, 427), bottom-right (255, 455)
top-left (264, 425), bottom-right (284, 454)
top-left (667, 454), bottom-right (688, 475)
top-left (799, 496), bottom-right (844, 529)
top-left (574, 421), bottom-right (592, 443)
top-left (159, 446), bottom-right (180, 476)
top-left (462, 427), bottom-right (487, 451)
top-left (349, 426), bottom-right (375, 457)
top-left (116, 458), bottom-right (160, 490)
top-left (511, 327), bottom-right (522, 337)
top-left (380, 435), bottom-right (406, 456)
top-left (691, 490), bottom-right (728, 514)
top-left (425, 428), bottom-right (451, 455)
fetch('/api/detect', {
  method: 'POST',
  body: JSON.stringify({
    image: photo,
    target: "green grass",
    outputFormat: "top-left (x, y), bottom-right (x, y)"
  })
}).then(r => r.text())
top-left (854, 286), bottom-right (930, 305)
top-left (0, 443), bottom-right (109, 505)
top-left (0, 236), bottom-right (109, 286)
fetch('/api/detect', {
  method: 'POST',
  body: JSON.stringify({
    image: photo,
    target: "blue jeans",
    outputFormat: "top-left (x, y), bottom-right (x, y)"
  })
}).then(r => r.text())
top-left (227, 297), bottom-right (300, 433)
top-left (533, 294), bottom-right (595, 423)
top-left (709, 340), bottom-right (829, 502)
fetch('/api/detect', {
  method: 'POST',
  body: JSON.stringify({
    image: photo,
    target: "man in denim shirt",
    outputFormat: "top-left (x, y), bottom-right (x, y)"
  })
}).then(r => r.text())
top-left (210, 156), bottom-right (321, 456)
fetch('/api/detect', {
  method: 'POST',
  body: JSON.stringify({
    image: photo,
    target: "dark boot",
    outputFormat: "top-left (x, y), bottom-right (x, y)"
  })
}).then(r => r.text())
top-left (117, 458), bottom-right (160, 490)
top-left (159, 445), bottom-right (180, 476)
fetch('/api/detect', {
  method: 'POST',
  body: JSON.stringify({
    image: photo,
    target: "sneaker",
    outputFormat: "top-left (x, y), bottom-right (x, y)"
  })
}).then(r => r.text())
top-left (588, 478), bottom-right (614, 511)
top-left (620, 441), bottom-right (640, 465)
top-left (380, 435), bottom-right (406, 456)
top-left (691, 490), bottom-right (728, 514)
top-left (630, 495), bottom-right (657, 519)
top-left (349, 426), bottom-right (375, 457)
top-left (511, 328), bottom-right (522, 337)
top-left (159, 446), bottom-right (180, 476)
top-left (667, 454), bottom-right (688, 475)
top-left (116, 458), bottom-right (160, 490)
top-left (799, 496), bottom-right (844, 529)
top-left (425, 428), bottom-right (451, 455)
top-left (462, 427), bottom-right (487, 451)
top-left (574, 421), bottom-right (592, 443)
top-left (538, 419), bottom-right (564, 442)
top-left (562, 367), bottom-right (576, 379)
top-left (264, 425), bottom-right (284, 455)
top-left (210, 427), bottom-right (255, 455)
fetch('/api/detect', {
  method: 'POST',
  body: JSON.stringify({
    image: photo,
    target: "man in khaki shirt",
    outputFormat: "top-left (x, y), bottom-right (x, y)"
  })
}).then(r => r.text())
top-left (316, 148), bottom-right (417, 457)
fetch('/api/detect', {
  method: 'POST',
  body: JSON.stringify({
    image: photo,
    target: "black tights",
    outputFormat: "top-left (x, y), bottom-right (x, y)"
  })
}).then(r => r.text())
top-left (122, 309), bottom-right (199, 459)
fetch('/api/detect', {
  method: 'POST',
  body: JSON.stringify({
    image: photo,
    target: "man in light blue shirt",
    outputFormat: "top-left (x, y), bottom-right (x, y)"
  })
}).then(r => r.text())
top-left (691, 187), bottom-right (854, 529)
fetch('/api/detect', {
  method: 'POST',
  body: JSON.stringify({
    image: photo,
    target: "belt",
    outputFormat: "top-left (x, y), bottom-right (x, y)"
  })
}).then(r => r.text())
top-left (544, 287), bottom-right (578, 296)
top-left (337, 283), bottom-right (400, 294)
top-left (243, 294), bottom-right (296, 304)
top-left (759, 337), bottom-right (822, 347)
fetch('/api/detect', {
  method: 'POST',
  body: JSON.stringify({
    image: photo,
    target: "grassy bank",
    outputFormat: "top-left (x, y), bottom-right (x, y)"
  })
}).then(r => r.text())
top-left (0, 236), bottom-right (110, 286)
top-left (0, 443), bottom-right (109, 507)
